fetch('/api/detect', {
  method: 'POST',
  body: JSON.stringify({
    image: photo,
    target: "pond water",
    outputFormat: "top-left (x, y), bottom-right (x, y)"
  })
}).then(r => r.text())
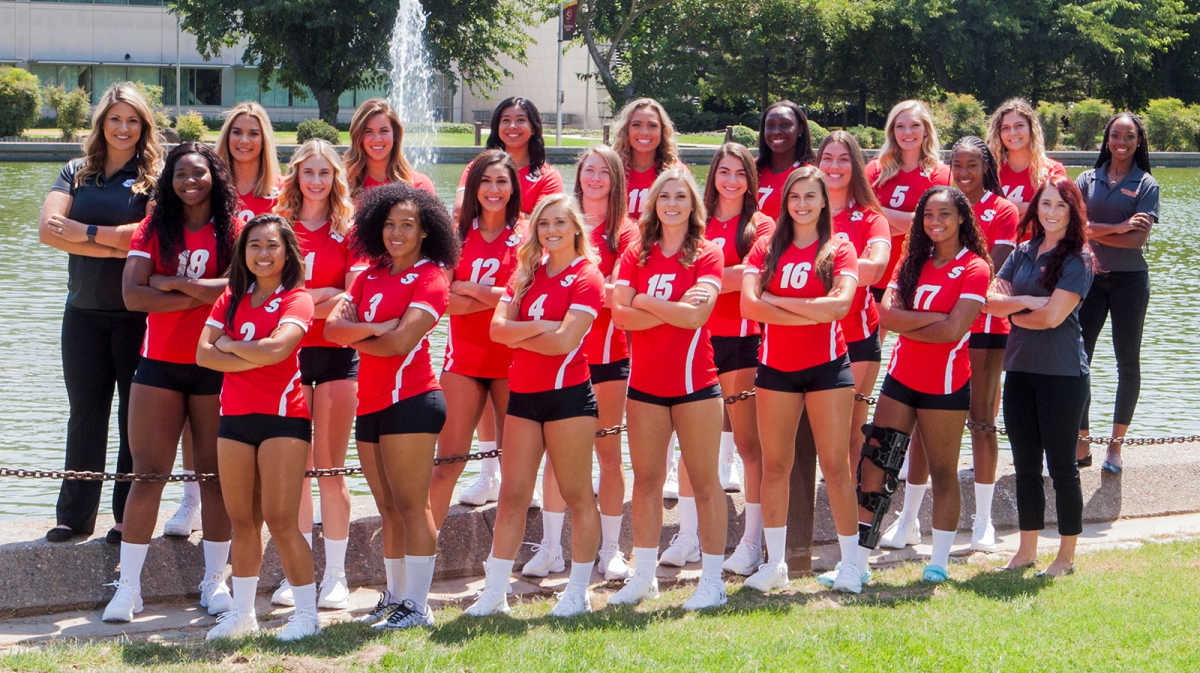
top-left (1, 160), bottom-right (1197, 520)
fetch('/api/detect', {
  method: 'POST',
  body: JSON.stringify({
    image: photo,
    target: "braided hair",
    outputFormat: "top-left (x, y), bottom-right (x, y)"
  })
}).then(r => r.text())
top-left (951, 136), bottom-right (1002, 196)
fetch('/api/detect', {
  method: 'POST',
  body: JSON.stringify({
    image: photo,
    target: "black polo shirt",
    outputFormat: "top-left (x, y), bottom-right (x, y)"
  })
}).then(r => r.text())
top-left (1075, 163), bottom-right (1159, 273)
top-left (50, 157), bottom-right (151, 311)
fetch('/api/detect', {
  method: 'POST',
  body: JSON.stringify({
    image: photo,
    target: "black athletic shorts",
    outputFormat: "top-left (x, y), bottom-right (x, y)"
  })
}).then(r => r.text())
top-left (627, 383), bottom-right (722, 407)
top-left (219, 414), bottom-right (311, 446)
top-left (968, 332), bottom-right (1008, 350)
top-left (355, 390), bottom-right (447, 443)
top-left (869, 286), bottom-right (886, 304)
top-left (133, 357), bottom-right (224, 396)
top-left (755, 355), bottom-right (854, 394)
top-left (508, 381), bottom-right (598, 423)
top-left (846, 330), bottom-right (883, 363)
top-left (711, 335), bottom-right (761, 374)
top-left (880, 375), bottom-right (971, 411)
top-left (589, 358), bottom-right (630, 385)
top-left (299, 346), bottom-right (359, 386)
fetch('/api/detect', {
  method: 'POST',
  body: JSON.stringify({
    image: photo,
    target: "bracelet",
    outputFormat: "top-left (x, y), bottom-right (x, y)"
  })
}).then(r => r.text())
top-left (87, 225), bottom-right (97, 243)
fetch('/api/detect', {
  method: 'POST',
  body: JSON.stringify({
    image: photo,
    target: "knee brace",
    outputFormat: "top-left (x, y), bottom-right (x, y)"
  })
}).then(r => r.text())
top-left (855, 423), bottom-right (911, 548)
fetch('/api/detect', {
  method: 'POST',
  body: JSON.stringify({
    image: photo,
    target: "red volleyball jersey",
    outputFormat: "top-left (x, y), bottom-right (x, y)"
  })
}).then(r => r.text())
top-left (745, 237), bottom-right (859, 372)
top-left (583, 218), bottom-right (639, 365)
top-left (756, 161), bottom-right (803, 221)
top-left (206, 286), bottom-right (314, 418)
top-left (444, 220), bottom-right (526, 378)
top-left (833, 205), bottom-right (891, 342)
top-left (866, 160), bottom-right (952, 290)
top-left (236, 181), bottom-right (280, 220)
top-left (363, 171), bottom-right (437, 196)
top-left (998, 159), bottom-right (1067, 209)
top-left (295, 221), bottom-right (368, 348)
top-left (458, 163), bottom-right (564, 215)
top-left (704, 211), bottom-right (774, 337)
top-left (502, 256), bottom-right (605, 393)
top-left (886, 248), bottom-right (990, 394)
top-left (346, 259), bottom-right (449, 415)
top-left (970, 191), bottom-right (1018, 336)
top-left (128, 218), bottom-right (227, 365)
top-left (626, 165), bottom-right (659, 222)
top-left (615, 239), bottom-right (724, 397)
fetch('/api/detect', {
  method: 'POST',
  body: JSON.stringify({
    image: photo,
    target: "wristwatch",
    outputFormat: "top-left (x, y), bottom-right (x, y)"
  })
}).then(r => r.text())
top-left (87, 225), bottom-right (97, 243)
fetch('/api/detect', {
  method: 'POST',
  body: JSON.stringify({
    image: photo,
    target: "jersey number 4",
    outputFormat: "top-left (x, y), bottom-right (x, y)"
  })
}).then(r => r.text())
top-left (526, 294), bottom-right (548, 320)
top-left (646, 273), bottom-right (676, 300)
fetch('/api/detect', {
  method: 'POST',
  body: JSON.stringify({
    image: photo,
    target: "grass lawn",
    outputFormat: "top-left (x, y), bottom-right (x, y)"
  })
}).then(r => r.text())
top-left (4, 540), bottom-right (1199, 671)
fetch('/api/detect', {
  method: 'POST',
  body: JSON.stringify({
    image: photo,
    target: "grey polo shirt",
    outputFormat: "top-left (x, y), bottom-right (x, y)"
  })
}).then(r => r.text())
top-left (50, 157), bottom-right (151, 311)
top-left (997, 237), bottom-right (1094, 376)
top-left (1075, 163), bottom-right (1159, 273)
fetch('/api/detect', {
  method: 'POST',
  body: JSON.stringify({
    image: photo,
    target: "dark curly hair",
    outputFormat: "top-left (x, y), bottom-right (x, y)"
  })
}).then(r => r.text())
top-left (351, 181), bottom-right (461, 268)
top-left (1096, 112), bottom-right (1151, 174)
top-left (148, 142), bottom-right (238, 275)
top-left (894, 186), bottom-right (992, 308)
top-left (1016, 176), bottom-right (1094, 290)
top-left (486, 97), bottom-right (547, 179)
top-left (756, 100), bottom-right (815, 171)
top-left (225, 214), bottom-right (305, 327)
top-left (950, 136), bottom-right (1002, 196)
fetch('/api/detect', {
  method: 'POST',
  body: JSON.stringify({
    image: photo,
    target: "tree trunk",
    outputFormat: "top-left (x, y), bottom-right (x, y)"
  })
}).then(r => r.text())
top-left (858, 84), bottom-right (868, 126)
top-left (927, 46), bottom-right (952, 92)
top-left (312, 87), bottom-right (339, 125)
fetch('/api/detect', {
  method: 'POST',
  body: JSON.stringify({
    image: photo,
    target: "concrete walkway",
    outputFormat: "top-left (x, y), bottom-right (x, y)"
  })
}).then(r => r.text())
top-left (3, 510), bottom-right (1198, 648)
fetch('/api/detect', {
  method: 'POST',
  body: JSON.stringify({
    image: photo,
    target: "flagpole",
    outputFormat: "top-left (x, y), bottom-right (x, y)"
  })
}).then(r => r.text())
top-left (556, 0), bottom-right (564, 147)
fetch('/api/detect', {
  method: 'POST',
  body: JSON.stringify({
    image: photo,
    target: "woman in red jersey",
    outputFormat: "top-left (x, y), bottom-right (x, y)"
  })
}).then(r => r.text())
top-left (271, 139), bottom-right (363, 609)
top-left (218, 102), bottom-right (281, 220)
top-left (430, 150), bottom-right (526, 526)
top-left (608, 168), bottom-right (728, 611)
top-left (345, 98), bottom-right (436, 199)
top-left (739, 167), bottom-right (863, 595)
top-left (197, 215), bottom-right (318, 641)
top-left (465, 194), bottom-right (606, 618)
top-left (454, 97), bottom-right (563, 217)
top-left (611, 98), bottom-right (682, 221)
top-left (101, 143), bottom-right (237, 624)
top-left (986, 98), bottom-right (1067, 218)
top-left (856, 186), bottom-right (991, 584)
top-left (325, 183), bottom-right (459, 630)
top-left (755, 100), bottom-right (815, 220)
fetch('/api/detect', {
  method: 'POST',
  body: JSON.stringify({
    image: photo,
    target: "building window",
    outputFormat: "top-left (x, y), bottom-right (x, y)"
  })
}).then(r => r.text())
top-left (163, 67), bottom-right (221, 106)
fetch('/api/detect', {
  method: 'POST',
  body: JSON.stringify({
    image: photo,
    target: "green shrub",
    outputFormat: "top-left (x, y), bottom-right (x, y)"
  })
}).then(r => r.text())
top-left (808, 120), bottom-right (829, 148)
top-left (730, 124), bottom-right (757, 147)
top-left (130, 81), bottom-right (171, 131)
top-left (42, 85), bottom-right (90, 141)
top-left (1037, 102), bottom-right (1067, 151)
top-left (931, 93), bottom-right (987, 147)
top-left (296, 118), bottom-right (341, 144)
top-left (0, 67), bottom-right (42, 138)
top-left (1143, 98), bottom-right (1197, 151)
top-left (1068, 99), bottom-right (1113, 150)
top-left (174, 110), bottom-right (208, 142)
top-left (408, 121), bottom-right (475, 134)
top-left (847, 125), bottom-right (884, 149)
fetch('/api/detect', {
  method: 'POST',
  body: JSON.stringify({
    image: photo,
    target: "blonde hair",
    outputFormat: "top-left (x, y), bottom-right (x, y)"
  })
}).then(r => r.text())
top-left (873, 100), bottom-right (941, 189)
top-left (573, 145), bottom-right (628, 254)
top-left (612, 98), bottom-right (680, 174)
top-left (76, 82), bottom-right (162, 196)
top-left (986, 98), bottom-right (1050, 188)
top-left (275, 139), bottom-right (354, 236)
top-left (638, 167), bottom-right (707, 267)
top-left (510, 194), bottom-right (598, 302)
top-left (344, 99), bottom-right (415, 197)
top-left (216, 102), bottom-right (280, 199)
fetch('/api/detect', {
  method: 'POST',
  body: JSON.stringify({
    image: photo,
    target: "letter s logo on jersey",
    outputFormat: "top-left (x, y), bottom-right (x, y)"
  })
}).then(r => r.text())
top-left (850, 211), bottom-right (864, 222)
top-left (400, 272), bottom-right (419, 285)
top-left (505, 233), bottom-right (522, 247)
top-left (947, 265), bottom-right (965, 279)
top-left (834, 232), bottom-right (850, 242)
top-left (330, 231), bottom-right (345, 243)
top-left (266, 298), bottom-right (282, 313)
top-left (560, 273), bottom-right (577, 288)
top-left (980, 209), bottom-right (996, 222)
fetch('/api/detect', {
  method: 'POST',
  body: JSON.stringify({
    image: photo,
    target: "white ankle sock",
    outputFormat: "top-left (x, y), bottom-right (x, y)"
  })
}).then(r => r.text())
top-left (384, 557), bottom-right (405, 598)
top-left (763, 527), bottom-right (786, 564)
top-left (231, 576), bottom-right (258, 616)
top-left (202, 539), bottom-right (230, 577)
top-left (701, 553), bottom-right (724, 582)
top-left (974, 482), bottom-right (995, 527)
top-left (291, 582), bottom-right (317, 613)
top-left (180, 471), bottom-right (200, 507)
top-left (742, 503), bottom-right (763, 547)
top-left (600, 514), bottom-right (622, 549)
top-left (404, 554), bottom-right (436, 612)
top-left (838, 534), bottom-right (859, 570)
top-left (479, 444), bottom-right (499, 477)
top-left (302, 532), bottom-right (313, 549)
top-left (900, 482), bottom-right (928, 521)
top-left (324, 537), bottom-right (348, 574)
top-left (568, 561), bottom-right (593, 593)
top-left (485, 555), bottom-right (515, 593)
top-left (119, 541), bottom-right (149, 584)
top-left (678, 496), bottom-right (698, 537)
top-left (542, 511), bottom-right (565, 549)
top-left (931, 528), bottom-right (955, 569)
top-left (633, 547), bottom-right (658, 578)
top-left (719, 431), bottom-right (735, 461)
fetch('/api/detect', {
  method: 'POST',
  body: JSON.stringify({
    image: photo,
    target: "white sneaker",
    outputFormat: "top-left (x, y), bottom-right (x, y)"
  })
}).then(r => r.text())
top-left (359, 591), bottom-right (400, 626)
top-left (162, 502), bottom-right (201, 537)
top-left (464, 589), bottom-right (511, 616)
top-left (206, 611), bottom-right (259, 640)
top-left (592, 474), bottom-right (601, 495)
top-left (458, 473), bottom-right (500, 506)
top-left (682, 577), bottom-right (728, 610)
top-left (521, 542), bottom-right (565, 577)
top-left (818, 562), bottom-right (872, 589)
top-left (880, 515), bottom-right (921, 549)
top-left (199, 572), bottom-right (233, 615)
top-left (719, 454), bottom-right (742, 493)
top-left (318, 568), bottom-right (350, 609)
top-left (529, 485), bottom-right (543, 510)
top-left (374, 598), bottom-right (435, 629)
top-left (831, 561), bottom-right (864, 594)
top-left (607, 575), bottom-right (659, 606)
top-left (662, 462), bottom-right (680, 500)
top-left (597, 543), bottom-right (632, 581)
top-left (277, 610), bottom-right (321, 641)
top-left (548, 589), bottom-right (593, 617)
top-left (970, 516), bottom-right (999, 553)
top-left (722, 540), bottom-right (764, 576)
top-left (101, 579), bottom-right (143, 622)
top-left (659, 533), bottom-right (700, 567)
top-left (744, 562), bottom-right (789, 592)
top-left (271, 579), bottom-right (294, 606)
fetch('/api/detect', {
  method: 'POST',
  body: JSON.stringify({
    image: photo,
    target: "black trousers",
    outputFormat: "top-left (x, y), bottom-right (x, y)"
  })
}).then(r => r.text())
top-left (1003, 370), bottom-right (1088, 536)
top-left (56, 304), bottom-right (146, 533)
top-left (1079, 270), bottom-right (1150, 429)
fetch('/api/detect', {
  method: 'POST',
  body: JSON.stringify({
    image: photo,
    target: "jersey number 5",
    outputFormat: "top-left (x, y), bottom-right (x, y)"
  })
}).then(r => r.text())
top-left (889, 186), bottom-right (910, 208)
top-left (646, 273), bottom-right (676, 300)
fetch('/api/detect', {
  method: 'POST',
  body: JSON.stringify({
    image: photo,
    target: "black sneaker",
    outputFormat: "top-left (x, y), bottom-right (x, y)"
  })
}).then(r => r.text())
top-left (358, 591), bottom-right (401, 626)
top-left (373, 599), bottom-right (422, 630)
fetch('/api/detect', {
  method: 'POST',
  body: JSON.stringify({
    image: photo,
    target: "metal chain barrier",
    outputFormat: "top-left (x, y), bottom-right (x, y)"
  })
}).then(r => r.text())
top-left (725, 389), bottom-right (756, 405)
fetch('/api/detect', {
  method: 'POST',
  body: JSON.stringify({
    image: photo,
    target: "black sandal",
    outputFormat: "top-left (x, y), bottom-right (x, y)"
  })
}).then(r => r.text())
top-left (1076, 454), bottom-right (1093, 468)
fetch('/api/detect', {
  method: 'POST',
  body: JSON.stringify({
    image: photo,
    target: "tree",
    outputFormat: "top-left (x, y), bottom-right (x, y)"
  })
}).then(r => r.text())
top-left (174, 0), bottom-right (544, 123)
top-left (43, 86), bottom-right (90, 141)
top-left (0, 66), bottom-right (41, 138)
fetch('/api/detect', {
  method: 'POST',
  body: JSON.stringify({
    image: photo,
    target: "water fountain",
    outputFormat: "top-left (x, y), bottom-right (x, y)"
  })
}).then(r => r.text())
top-left (388, 0), bottom-right (440, 168)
